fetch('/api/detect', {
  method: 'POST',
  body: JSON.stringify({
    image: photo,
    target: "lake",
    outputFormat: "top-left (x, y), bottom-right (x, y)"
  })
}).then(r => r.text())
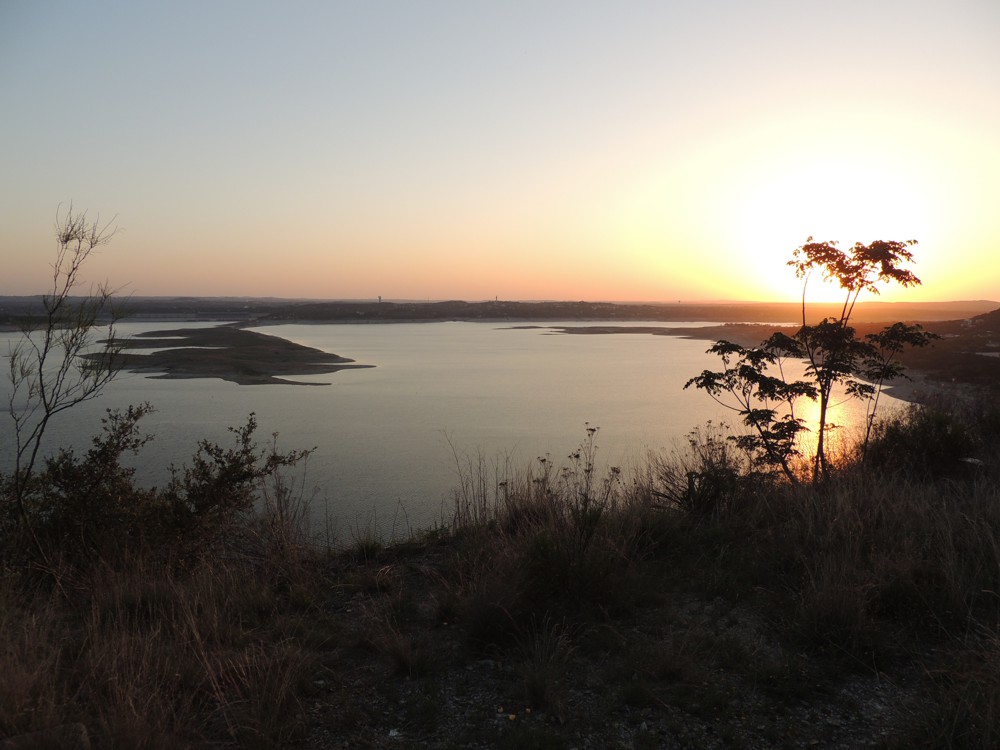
top-left (0, 321), bottom-right (903, 540)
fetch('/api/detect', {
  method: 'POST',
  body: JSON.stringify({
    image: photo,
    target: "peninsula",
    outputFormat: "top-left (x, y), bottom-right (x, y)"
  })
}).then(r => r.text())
top-left (99, 326), bottom-right (371, 385)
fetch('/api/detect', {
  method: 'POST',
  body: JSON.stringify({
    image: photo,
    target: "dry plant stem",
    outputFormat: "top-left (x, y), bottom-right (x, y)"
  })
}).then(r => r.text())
top-left (7, 208), bottom-right (123, 562)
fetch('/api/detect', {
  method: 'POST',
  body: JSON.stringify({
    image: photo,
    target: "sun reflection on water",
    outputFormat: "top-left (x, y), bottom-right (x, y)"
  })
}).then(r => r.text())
top-left (789, 383), bottom-right (909, 468)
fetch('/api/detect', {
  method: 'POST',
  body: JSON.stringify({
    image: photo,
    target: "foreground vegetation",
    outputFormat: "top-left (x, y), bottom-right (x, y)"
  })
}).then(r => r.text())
top-left (1, 392), bottom-right (999, 749)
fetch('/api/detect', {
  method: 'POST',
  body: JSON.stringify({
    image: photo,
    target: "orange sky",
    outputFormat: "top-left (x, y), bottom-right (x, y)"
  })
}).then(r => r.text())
top-left (2, 2), bottom-right (998, 303)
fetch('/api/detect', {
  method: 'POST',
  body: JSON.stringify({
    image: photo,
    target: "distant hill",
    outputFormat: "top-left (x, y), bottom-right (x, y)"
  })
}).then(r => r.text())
top-left (972, 306), bottom-right (1000, 329)
top-left (253, 299), bottom-right (1000, 324)
top-left (2, 296), bottom-right (997, 327)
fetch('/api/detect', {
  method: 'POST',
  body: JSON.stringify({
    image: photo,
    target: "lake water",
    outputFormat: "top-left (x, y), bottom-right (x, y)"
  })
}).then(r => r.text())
top-left (0, 321), bottom-right (903, 539)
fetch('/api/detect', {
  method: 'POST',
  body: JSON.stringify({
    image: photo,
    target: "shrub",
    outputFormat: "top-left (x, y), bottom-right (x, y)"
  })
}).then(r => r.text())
top-left (162, 414), bottom-right (311, 549)
top-left (651, 422), bottom-right (768, 519)
top-left (3, 404), bottom-right (313, 576)
top-left (20, 404), bottom-right (159, 562)
top-left (865, 403), bottom-right (978, 480)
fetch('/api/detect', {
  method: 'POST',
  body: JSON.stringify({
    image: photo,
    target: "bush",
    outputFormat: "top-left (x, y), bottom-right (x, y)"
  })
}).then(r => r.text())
top-left (650, 422), bottom-right (770, 519)
top-left (19, 404), bottom-right (159, 561)
top-left (3, 407), bottom-right (312, 572)
top-left (864, 401), bottom-right (980, 480)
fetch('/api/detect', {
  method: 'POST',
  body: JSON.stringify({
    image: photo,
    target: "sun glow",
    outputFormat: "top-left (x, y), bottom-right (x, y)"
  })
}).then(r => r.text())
top-left (599, 107), bottom-right (965, 305)
top-left (731, 154), bottom-right (935, 302)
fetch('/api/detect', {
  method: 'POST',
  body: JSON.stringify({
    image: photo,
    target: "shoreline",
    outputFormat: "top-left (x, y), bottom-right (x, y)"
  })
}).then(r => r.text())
top-left (540, 322), bottom-right (975, 406)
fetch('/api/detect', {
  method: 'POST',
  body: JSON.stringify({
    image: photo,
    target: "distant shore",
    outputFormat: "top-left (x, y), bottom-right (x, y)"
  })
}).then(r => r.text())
top-left (4, 296), bottom-right (997, 328)
top-left (534, 322), bottom-right (994, 405)
top-left (9, 297), bottom-right (994, 396)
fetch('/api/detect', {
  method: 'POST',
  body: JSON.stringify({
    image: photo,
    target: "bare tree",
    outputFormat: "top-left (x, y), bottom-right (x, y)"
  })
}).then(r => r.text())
top-left (6, 206), bottom-right (126, 527)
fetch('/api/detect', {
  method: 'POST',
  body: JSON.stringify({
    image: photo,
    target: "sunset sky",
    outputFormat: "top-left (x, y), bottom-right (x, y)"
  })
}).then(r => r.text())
top-left (2, 1), bottom-right (998, 303)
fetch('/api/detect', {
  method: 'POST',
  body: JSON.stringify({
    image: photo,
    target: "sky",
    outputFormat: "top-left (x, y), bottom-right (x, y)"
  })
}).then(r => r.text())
top-left (2, 1), bottom-right (998, 303)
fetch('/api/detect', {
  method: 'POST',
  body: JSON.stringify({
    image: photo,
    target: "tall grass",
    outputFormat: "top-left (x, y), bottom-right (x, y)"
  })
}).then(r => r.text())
top-left (445, 428), bottom-right (664, 649)
top-left (0, 557), bottom-right (314, 748)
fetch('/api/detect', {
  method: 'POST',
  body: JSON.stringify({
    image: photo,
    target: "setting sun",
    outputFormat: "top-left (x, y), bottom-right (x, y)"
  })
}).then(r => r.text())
top-left (721, 126), bottom-right (941, 302)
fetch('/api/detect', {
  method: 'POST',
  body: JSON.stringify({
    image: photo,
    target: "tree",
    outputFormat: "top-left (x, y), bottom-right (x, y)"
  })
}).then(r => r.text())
top-left (684, 335), bottom-right (816, 483)
top-left (5, 206), bottom-right (127, 528)
top-left (686, 238), bottom-right (937, 483)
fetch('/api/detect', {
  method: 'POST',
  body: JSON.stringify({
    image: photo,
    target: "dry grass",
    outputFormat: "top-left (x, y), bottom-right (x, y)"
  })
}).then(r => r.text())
top-left (436, 401), bottom-right (1000, 745)
top-left (0, 552), bottom-right (318, 749)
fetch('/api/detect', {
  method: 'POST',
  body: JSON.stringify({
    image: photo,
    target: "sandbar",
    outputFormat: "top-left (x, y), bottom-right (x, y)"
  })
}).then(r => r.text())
top-left (95, 325), bottom-right (372, 385)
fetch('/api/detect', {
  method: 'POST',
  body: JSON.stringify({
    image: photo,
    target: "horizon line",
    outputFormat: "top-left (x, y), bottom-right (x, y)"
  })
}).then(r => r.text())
top-left (1, 294), bottom-right (998, 307)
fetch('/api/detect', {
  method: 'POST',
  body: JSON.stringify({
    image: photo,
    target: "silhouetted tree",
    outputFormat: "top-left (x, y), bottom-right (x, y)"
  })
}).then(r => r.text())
top-left (686, 238), bottom-right (937, 483)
